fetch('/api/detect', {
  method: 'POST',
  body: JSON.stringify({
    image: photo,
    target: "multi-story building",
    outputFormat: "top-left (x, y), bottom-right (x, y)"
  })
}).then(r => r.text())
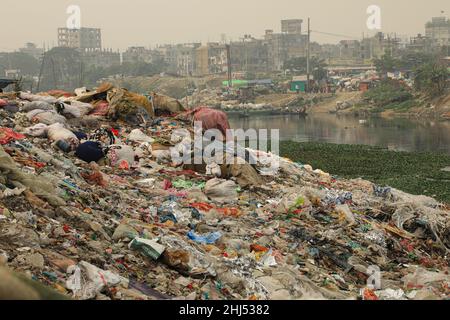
top-left (175, 43), bottom-right (201, 76)
top-left (82, 49), bottom-right (120, 69)
top-left (406, 34), bottom-right (436, 53)
top-left (281, 19), bottom-right (303, 34)
top-left (122, 47), bottom-right (154, 64)
top-left (339, 40), bottom-right (362, 60)
top-left (360, 32), bottom-right (402, 60)
top-left (425, 17), bottom-right (450, 47)
top-left (58, 28), bottom-right (102, 52)
top-left (155, 43), bottom-right (201, 76)
top-left (195, 43), bottom-right (228, 76)
top-left (319, 44), bottom-right (341, 61)
top-left (264, 20), bottom-right (309, 71)
top-left (229, 37), bottom-right (269, 73)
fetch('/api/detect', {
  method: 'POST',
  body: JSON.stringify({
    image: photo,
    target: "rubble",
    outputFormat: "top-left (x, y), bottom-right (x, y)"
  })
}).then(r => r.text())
top-left (0, 84), bottom-right (449, 301)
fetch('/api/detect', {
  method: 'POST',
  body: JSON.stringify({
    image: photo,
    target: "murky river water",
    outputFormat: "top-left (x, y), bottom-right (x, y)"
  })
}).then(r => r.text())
top-left (229, 113), bottom-right (450, 154)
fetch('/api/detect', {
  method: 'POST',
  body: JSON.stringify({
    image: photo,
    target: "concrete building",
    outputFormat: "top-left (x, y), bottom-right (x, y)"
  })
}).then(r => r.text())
top-left (175, 43), bottom-right (201, 76)
top-left (360, 33), bottom-right (402, 60)
top-left (264, 20), bottom-right (309, 71)
top-left (319, 44), bottom-right (341, 60)
top-left (406, 34), bottom-right (435, 53)
top-left (58, 28), bottom-right (102, 52)
top-left (156, 43), bottom-right (201, 76)
top-left (18, 43), bottom-right (43, 60)
top-left (230, 37), bottom-right (269, 73)
top-left (425, 17), bottom-right (450, 47)
top-left (339, 40), bottom-right (362, 60)
top-left (195, 43), bottom-right (228, 76)
top-left (82, 49), bottom-right (120, 69)
top-left (281, 19), bottom-right (303, 34)
top-left (122, 47), bottom-right (154, 64)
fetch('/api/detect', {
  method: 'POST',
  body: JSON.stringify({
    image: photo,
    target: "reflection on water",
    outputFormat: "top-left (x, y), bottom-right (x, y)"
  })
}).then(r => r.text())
top-left (229, 113), bottom-right (450, 154)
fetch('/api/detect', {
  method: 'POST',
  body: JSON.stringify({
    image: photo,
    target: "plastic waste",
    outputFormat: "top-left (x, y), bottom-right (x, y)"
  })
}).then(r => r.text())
top-left (128, 129), bottom-right (154, 144)
top-left (187, 230), bottom-right (222, 244)
top-left (204, 178), bottom-right (238, 203)
top-left (0, 128), bottom-right (26, 145)
top-left (129, 238), bottom-right (166, 260)
top-left (66, 261), bottom-right (125, 300)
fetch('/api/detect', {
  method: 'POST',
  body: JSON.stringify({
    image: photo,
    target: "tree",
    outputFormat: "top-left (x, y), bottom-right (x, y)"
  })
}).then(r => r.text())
top-left (375, 52), bottom-right (437, 74)
top-left (397, 52), bottom-right (434, 70)
top-left (0, 52), bottom-right (39, 76)
top-left (283, 57), bottom-right (328, 81)
top-left (414, 62), bottom-right (449, 97)
top-left (83, 58), bottom-right (168, 87)
top-left (374, 53), bottom-right (400, 74)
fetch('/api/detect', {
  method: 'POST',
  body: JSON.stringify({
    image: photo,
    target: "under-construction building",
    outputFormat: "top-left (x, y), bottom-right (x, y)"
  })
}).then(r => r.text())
top-left (57, 28), bottom-right (102, 52)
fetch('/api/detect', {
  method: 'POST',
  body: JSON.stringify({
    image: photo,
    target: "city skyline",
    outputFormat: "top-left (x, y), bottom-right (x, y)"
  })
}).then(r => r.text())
top-left (0, 0), bottom-right (448, 52)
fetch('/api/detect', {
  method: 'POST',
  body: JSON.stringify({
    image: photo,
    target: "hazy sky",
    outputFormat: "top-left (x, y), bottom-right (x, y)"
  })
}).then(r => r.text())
top-left (0, 0), bottom-right (448, 51)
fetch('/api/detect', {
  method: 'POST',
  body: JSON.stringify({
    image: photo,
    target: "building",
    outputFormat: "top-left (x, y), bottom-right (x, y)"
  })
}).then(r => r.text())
top-left (229, 37), bottom-right (269, 73)
top-left (425, 17), bottom-right (450, 47)
top-left (82, 49), bottom-right (120, 69)
top-left (58, 28), bottom-right (102, 52)
top-left (122, 47), bottom-right (154, 64)
top-left (318, 44), bottom-right (341, 61)
top-left (175, 43), bottom-right (201, 76)
top-left (290, 75), bottom-right (314, 92)
top-left (406, 34), bottom-right (435, 53)
top-left (339, 40), bottom-right (362, 60)
top-left (4, 69), bottom-right (21, 78)
top-left (18, 43), bottom-right (43, 60)
top-left (281, 19), bottom-right (303, 34)
top-left (155, 43), bottom-right (201, 76)
top-left (264, 20), bottom-right (309, 71)
top-left (195, 43), bottom-right (228, 76)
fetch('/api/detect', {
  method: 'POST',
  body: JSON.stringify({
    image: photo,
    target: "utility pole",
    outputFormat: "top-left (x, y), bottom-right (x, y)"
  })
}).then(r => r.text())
top-left (306, 18), bottom-right (311, 93)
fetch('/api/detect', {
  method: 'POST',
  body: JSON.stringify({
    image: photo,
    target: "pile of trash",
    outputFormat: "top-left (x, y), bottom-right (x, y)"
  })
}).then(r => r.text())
top-left (0, 84), bottom-right (449, 300)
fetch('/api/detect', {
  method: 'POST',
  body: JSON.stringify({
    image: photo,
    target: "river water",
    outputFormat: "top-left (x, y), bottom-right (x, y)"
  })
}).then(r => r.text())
top-left (229, 113), bottom-right (450, 154)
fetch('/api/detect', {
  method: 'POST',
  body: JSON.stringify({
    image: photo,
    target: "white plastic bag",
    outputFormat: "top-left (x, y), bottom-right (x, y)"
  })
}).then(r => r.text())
top-left (204, 178), bottom-right (238, 203)
top-left (23, 123), bottom-right (48, 137)
top-left (46, 123), bottom-right (78, 143)
top-left (128, 129), bottom-right (154, 144)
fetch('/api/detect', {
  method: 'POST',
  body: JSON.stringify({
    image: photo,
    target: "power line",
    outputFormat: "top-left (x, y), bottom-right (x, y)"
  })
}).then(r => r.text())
top-left (311, 30), bottom-right (360, 40)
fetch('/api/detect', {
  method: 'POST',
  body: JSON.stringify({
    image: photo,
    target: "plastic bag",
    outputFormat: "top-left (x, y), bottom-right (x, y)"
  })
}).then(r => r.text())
top-left (187, 230), bottom-right (222, 244)
top-left (107, 144), bottom-right (135, 167)
top-left (64, 100), bottom-right (93, 116)
top-left (66, 261), bottom-right (125, 300)
top-left (23, 123), bottom-right (48, 137)
top-left (129, 238), bottom-right (166, 260)
top-left (128, 129), bottom-right (154, 144)
top-left (46, 123), bottom-right (78, 143)
top-left (204, 178), bottom-right (238, 203)
top-left (19, 92), bottom-right (57, 104)
top-left (0, 128), bottom-right (26, 145)
top-left (27, 110), bottom-right (66, 125)
top-left (21, 101), bottom-right (53, 112)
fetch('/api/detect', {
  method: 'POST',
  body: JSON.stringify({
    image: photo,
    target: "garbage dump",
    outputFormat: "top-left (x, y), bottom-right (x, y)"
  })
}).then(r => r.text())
top-left (0, 84), bottom-right (449, 301)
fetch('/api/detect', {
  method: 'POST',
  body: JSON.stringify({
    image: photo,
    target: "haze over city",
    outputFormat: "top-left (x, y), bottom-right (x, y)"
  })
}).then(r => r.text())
top-left (0, 0), bottom-right (449, 51)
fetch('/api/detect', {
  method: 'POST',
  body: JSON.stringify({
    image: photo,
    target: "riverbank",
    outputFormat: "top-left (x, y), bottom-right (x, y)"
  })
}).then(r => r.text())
top-left (279, 141), bottom-right (450, 204)
top-left (332, 83), bottom-right (450, 120)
